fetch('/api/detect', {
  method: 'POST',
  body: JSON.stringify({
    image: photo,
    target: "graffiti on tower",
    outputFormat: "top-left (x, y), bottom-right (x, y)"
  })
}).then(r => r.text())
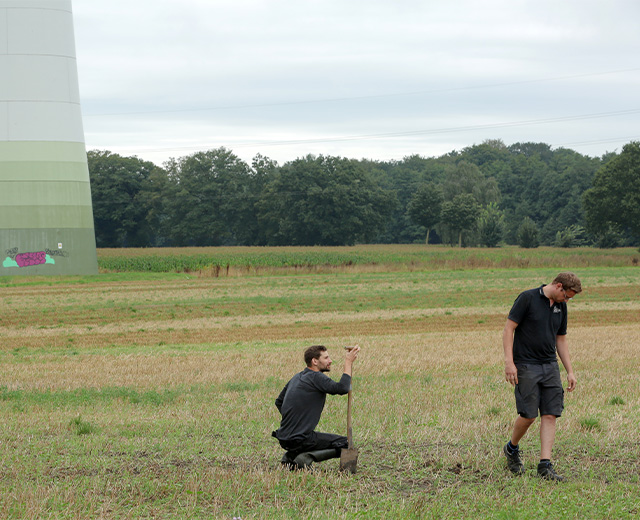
top-left (2, 247), bottom-right (69, 269)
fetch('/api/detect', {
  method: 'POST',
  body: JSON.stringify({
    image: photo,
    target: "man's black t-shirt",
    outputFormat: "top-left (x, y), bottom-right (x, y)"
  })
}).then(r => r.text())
top-left (275, 368), bottom-right (351, 443)
top-left (508, 285), bottom-right (568, 364)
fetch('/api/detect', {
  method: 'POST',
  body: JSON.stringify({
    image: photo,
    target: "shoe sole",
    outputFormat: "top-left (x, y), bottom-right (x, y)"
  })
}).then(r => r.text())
top-left (538, 471), bottom-right (564, 481)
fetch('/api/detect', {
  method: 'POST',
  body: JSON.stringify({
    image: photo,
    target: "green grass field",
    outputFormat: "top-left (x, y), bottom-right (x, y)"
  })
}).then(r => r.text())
top-left (95, 245), bottom-right (640, 274)
top-left (0, 247), bottom-right (639, 519)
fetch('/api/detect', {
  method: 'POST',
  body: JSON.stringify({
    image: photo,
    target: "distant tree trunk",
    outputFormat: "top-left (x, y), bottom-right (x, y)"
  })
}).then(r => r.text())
top-left (425, 228), bottom-right (431, 245)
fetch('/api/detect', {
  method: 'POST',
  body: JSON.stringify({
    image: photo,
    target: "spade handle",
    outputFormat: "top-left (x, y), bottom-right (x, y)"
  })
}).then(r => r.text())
top-left (344, 345), bottom-right (356, 450)
top-left (347, 388), bottom-right (353, 449)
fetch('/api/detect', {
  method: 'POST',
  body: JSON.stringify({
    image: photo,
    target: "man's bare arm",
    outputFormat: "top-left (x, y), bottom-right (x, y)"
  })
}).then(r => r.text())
top-left (343, 345), bottom-right (360, 377)
top-left (556, 335), bottom-right (576, 392)
top-left (503, 319), bottom-right (518, 385)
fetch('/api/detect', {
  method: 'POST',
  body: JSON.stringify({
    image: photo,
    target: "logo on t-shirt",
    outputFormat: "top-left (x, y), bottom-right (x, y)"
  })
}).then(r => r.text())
top-left (553, 307), bottom-right (562, 313)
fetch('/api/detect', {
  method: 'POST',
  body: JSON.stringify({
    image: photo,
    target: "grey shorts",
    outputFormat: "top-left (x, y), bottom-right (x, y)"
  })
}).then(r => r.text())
top-left (515, 361), bottom-right (564, 418)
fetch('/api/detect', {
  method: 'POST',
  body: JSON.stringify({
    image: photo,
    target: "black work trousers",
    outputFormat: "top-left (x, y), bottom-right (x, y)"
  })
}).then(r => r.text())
top-left (276, 431), bottom-right (348, 455)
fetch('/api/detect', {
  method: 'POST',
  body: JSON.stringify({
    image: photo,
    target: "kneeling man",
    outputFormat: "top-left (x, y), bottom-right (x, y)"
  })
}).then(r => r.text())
top-left (273, 344), bottom-right (360, 470)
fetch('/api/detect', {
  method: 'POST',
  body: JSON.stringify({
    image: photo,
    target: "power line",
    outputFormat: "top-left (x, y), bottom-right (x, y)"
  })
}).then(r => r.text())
top-left (109, 108), bottom-right (640, 154)
top-left (553, 136), bottom-right (639, 148)
top-left (83, 67), bottom-right (640, 117)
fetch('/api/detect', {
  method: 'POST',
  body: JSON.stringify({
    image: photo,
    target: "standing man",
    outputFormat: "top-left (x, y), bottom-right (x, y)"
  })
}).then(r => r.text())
top-left (502, 272), bottom-right (582, 481)
top-left (273, 345), bottom-right (360, 470)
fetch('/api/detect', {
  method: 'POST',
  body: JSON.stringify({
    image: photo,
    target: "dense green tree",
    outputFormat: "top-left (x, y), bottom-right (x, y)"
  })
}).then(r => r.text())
top-left (517, 217), bottom-right (540, 248)
top-left (595, 226), bottom-right (624, 248)
top-left (85, 139), bottom-right (638, 249)
top-left (583, 141), bottom-right (640, 241)
top-left (163, 148), bottom-right (253, 246)
top-left (509, 142), bottom-right (554, 163)
top-left (367, 155), bottom-right (448, 243)
top-left (257, 155), bottom-right (395, 246)
top-left (407, 183), bottom-right (443, 244)
top-left (143, 165), bottom-right (174, 246)
top-left (554, 225), bottom-right (588, 247)
top-left (364, 159), bottom-right (421, 243)
top-left (440, 193), bottom-right (480, 247)
top-left (498, 153), bottom-right (549, 242)
top-left (88, 150), bottom-right (160, 247)
top-left (477, 202), bottom-right (505, 247)
top-left (443, 161), bottom-right (500, 206)
top-left (462, 139), bottom-right (510, 167)
top-left (242, 154), bottom-right (279, 245)
top-left (537, 149), bottom-right (600, 243)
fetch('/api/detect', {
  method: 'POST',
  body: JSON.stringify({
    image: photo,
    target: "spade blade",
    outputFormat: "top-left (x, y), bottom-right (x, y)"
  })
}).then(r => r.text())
top-left (339, 448), bottom-right (359, 474)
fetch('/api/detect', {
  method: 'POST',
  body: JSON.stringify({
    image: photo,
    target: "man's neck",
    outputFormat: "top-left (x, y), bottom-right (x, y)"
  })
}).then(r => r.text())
top-left (542, 284), bottom-right (555, 305)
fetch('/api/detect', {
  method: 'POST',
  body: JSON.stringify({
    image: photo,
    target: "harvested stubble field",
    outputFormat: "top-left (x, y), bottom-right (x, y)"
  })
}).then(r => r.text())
top-left (0, 247), bottom-right (639, 519)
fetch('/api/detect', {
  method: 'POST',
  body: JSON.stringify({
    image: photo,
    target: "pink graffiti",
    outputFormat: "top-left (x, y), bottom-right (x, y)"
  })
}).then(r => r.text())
top-left (15, 251), bottom-right (46, 267)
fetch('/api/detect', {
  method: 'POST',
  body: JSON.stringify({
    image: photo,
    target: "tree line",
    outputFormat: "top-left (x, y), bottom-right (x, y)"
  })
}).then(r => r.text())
top-left (88, 140), bottom-right (640, 248)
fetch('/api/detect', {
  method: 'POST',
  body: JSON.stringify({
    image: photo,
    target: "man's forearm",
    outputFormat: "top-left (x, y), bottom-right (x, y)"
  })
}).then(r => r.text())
top-left (503, 326), bottom-right (515, 366)
top-left (342, 345), bottom-right (360, 377)
top-left (556, 335), bottom-right (576, 391)
top-left (556, 337), bottom-right (573, 373)
top-left (503, 320), bottom-right (518, 384)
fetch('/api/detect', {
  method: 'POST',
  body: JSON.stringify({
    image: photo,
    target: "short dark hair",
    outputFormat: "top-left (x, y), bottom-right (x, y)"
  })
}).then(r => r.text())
top-left (304, 345), bottom-right (327, 367)
top-left (553, 272), bottom-right (582, 294)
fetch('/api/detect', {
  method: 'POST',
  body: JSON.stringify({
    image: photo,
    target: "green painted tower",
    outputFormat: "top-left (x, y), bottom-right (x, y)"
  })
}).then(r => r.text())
top-left (0, 0), bottom-right (98, 275)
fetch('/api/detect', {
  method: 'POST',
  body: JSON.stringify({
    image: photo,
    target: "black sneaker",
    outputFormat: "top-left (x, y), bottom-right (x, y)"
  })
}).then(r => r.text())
top-left (503, 443), bottom-right (524, 475)
top-left (537, 462), bottom-right (564, 481)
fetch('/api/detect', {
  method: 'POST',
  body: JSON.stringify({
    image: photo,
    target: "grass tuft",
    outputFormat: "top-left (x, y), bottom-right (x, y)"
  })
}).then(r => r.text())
top-left (579, 417), bottom-right (602, 431)
top-left (69, 416), bottom-right (97, 436)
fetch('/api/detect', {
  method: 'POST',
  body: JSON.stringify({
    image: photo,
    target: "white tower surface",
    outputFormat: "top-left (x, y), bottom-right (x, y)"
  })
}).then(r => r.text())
top-left (0, 0), bottom-right (98, 275)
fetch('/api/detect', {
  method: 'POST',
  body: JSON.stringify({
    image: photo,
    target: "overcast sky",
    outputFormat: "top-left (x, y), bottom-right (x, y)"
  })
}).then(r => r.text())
top-left (72, 0), bottom-right (640, 167)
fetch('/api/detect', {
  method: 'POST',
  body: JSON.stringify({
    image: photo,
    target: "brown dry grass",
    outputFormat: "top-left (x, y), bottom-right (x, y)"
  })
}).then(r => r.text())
top-left (1, 269), bottom-right (639, 391)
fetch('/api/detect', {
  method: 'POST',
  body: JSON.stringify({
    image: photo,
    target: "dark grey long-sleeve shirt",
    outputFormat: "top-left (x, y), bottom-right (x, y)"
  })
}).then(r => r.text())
top-left (274, 368), bottom-right (351, 443)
